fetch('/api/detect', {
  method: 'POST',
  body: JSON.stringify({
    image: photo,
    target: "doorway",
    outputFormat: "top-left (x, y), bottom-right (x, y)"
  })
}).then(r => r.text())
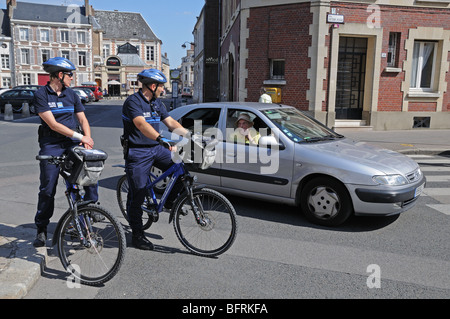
top-left (335, 37), bottom-right (367, 120)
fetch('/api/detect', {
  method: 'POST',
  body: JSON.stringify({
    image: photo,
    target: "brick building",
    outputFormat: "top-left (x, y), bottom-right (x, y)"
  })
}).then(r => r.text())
top-left (219, 0), bottom-right (450, 130)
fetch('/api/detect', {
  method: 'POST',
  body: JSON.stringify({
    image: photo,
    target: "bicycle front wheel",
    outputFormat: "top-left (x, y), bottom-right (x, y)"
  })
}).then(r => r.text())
top-left (173, 188), bottom-right (238, 257)
top-left (56, 205), bottom-right (126, 286)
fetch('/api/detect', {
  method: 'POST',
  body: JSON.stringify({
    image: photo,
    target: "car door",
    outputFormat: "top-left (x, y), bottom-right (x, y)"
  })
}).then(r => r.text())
top-left (220, 107), bottom-right (294, 198)
top-left (175, 106), bottom-right (224, 187)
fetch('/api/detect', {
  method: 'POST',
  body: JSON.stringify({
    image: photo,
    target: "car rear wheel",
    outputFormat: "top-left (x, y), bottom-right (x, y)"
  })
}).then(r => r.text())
top-left (300, 177), bottom-right (353, 227)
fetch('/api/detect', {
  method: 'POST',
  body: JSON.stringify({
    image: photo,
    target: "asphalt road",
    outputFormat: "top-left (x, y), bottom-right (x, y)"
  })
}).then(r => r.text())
top-left (1, 99), bottom-right (449, 303)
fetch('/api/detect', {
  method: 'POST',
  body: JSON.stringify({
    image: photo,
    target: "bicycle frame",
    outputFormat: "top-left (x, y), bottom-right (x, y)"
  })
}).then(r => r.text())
top-left (146, 161), bottom-right (187, 214)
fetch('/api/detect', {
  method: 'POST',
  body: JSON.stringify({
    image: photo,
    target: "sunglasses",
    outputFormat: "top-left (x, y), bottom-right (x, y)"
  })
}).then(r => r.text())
top-left (63, 72), bottom-right (74, 77)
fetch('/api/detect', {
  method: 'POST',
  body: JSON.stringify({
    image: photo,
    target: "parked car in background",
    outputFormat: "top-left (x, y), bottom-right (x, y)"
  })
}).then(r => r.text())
top-left (75, 86), bottom-right (103, 101)
top-left (160, 102), bottom-right (426, 227)
top-left (0, 88), bottom-right (11, 94)
top-left (13, 85), bottom-right (43, 91)
top-left (74, 89), bottom-right (89, 104)
top-left (73, 87), bottom-right (94, 103)
top-left (0, 89), bottom-right (35, 113)
top-left (182, 87), bottom-right (193, 97)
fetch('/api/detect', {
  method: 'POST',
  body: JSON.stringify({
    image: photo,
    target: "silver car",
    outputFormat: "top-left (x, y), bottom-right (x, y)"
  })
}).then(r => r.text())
top-left (161, 102), bottom-right (426, 226)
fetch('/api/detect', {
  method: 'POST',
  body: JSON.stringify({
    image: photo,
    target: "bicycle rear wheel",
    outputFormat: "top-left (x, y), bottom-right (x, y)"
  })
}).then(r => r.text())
top-left (173, 188), bottom-right (238, 257)
top-left (56, 205), bottom-right (126, 286)
top-left (116, 174), bottom-right (153, 230)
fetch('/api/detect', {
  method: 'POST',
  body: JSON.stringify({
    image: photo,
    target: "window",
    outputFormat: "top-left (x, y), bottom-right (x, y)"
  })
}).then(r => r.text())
top-left (387, 32), bottom-right (400, 67)
top-left (19, 28), bottom-right (29, 41)
top-left (77, 31), bottom-right (86, 44)
top-left (270, 60), bottom-right (285, 80)
top-left (78, 52), bottom-right (86, 67)
top-left (41, 49), bottom-right (50, 63)
top-left (61, 50), bottom-right (70, 59)
top-left (21, 49), bottom-right (30, 64)
top-left (103, 44), bottom-right (110, 59)
top-left (1, 54), bottom-right (10, 69)
top-left (179, 108), bottom-right (221, 135)
top-left (60, 30), bottom-right (69, 43)
top-left (23, 73), bottom-right (31, 85)
top-left (146, 46), bottom-right (154, 61)
top-left (2, 77), bottom-right (11, 87)
top-left (410, 41), bottom-right (437, 91)
top-left (226, 109), bottom-right (268, 145)
top-left (40, 29), bottom-right (50, 42)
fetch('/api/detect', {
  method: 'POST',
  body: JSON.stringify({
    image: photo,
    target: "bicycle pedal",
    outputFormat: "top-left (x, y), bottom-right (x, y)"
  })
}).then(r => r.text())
top-left (143, 205), bottom-right (159, 222)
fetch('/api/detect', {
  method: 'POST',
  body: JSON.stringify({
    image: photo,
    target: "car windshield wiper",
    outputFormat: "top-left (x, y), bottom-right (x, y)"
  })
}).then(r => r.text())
top-left (302, 135), bottom-right (337, 143)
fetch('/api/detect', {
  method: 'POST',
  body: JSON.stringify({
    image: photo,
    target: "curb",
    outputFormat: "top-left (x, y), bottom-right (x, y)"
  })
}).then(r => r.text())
top-left (0, 224), bottom-right (47, 299)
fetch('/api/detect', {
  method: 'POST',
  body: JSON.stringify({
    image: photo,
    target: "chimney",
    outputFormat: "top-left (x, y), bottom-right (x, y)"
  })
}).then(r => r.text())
top-left (7, 0), bottom-right (16, 18)
top-left (84, 0), bottom-right (91, 16)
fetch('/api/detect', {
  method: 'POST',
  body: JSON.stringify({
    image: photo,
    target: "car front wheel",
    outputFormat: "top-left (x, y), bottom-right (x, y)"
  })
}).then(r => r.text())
top-left (300, 177), bottom-right (353, 227)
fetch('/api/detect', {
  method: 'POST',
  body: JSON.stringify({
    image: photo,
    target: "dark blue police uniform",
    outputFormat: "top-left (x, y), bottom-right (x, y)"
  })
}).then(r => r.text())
top-left (34, 84), bottom-right (98, 230)
top-left (122, 89), bottom-right (180, 232)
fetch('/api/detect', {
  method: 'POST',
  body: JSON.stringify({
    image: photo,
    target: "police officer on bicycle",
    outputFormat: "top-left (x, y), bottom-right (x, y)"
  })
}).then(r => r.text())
top-left (122, 69), bottom-right (188, 250)
top-left (33, 57), bottom-right (96, 247)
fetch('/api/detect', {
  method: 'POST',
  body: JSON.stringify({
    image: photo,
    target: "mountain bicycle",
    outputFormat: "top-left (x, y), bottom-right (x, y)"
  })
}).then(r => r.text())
top-left (116, 136), bottom-right (238, 257)
top-left (36, 147), bottom-right (126, 286)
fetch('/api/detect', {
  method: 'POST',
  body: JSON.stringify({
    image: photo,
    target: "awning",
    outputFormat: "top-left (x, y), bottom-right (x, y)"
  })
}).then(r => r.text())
top-left (107, 80), bottom-right (121, 85)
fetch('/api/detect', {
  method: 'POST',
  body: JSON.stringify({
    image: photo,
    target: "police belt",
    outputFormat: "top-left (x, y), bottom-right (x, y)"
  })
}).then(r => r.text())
top-left (128, 142), bottom-right (159, 148)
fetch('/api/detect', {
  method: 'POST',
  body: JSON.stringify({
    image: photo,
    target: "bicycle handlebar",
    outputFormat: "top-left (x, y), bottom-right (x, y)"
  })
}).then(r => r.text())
top-left (36, 154), bottom-right (66, 164)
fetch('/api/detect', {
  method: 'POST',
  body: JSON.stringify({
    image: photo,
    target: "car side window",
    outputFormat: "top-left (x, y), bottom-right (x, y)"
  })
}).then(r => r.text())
top-left (179, 108), bottom-right (221, 135)
top-left (226, 109), bottom-right (269, 146)
top-left (3, 91), bottom-right (19, 98)
top-left (20, 91), bottom-right (33, 98)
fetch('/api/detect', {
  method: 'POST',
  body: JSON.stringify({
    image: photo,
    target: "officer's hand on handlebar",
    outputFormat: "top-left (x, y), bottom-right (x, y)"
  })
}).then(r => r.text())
top-left (156, 135), bottom-right (177, 151)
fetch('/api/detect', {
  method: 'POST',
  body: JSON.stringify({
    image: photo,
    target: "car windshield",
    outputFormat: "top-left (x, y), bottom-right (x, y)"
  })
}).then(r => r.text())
top-left (262, 108), bottom-right (342, 143)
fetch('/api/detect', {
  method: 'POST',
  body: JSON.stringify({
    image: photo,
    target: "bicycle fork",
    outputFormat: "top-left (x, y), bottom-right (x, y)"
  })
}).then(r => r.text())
top-left (182, 177), bottom-right (208, 227)
top-left (65, 187), bottom-right (92, 248)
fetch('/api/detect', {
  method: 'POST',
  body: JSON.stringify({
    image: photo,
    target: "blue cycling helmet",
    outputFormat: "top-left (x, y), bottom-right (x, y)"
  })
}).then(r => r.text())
top-left (138, 69), bottom-right (167, 85)
top-left (43, 57), bottom-right (76, 74)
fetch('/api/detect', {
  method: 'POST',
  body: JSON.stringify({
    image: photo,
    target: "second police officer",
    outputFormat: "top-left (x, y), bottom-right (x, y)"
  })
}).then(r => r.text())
top-left (122, 69), bottom-right (188, 250)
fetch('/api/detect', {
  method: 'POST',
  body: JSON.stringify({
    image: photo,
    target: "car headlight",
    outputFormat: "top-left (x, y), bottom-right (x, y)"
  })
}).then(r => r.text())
top-left (373, 174), bottom-right (408, 186)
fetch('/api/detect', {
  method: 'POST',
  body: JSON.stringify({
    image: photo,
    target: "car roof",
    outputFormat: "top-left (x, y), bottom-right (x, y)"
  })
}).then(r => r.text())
top-left (177, 102), bottom-right (294, 111)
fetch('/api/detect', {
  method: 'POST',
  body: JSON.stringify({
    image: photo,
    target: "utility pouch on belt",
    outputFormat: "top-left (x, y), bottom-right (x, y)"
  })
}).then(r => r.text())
top-left (120, 135), bottom-right (129, 159)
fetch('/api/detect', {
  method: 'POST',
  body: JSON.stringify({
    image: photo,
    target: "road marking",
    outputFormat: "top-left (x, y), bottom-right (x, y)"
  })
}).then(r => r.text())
top-left (424, 175), bottom-right (450, 182)
top-left (426, 204), bottom-right (450, 216)
top-left (417, 161), bottom-right (450, 165)
top-left (420, 166), bottom-right (450, 172)
top-left (423, 188), bottom-right (450, 196)
top-left (231, 233), bottom-right (450, 290)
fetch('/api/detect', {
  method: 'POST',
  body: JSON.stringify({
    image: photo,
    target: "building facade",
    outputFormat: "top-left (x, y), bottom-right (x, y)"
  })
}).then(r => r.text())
top-left (219, 0), bottom-right (450, 130)
top-left (3, 0), bottom-right (165, 97)
top-left (93, 9), bottom-right (162, 96)
top-left (193, 0), bottom-right (220, 103)
top-left (5, 0), bottom-right (94, 88)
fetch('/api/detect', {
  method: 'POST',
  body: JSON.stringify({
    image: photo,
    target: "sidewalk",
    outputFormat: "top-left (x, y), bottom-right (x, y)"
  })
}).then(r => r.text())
top-left (1, 128), bottom-right (449, 299)
top-left (339, 128), bottom-right (450, 155)
top-left (0, 224), bottom-right (47, 299)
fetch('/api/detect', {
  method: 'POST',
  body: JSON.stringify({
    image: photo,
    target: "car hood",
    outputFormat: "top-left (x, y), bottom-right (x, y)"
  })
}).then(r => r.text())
top-left (297, 137), bottom-right (419, 175)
